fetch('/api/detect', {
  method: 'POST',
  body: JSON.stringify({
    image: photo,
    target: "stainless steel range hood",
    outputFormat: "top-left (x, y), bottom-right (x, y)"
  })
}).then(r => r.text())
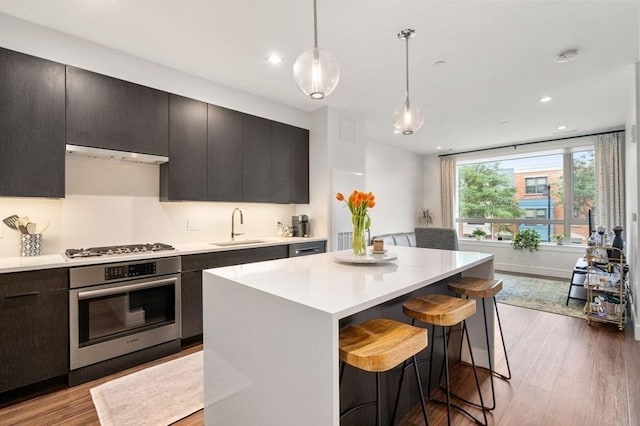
top-left (65, 144), bottom-right (169, 165)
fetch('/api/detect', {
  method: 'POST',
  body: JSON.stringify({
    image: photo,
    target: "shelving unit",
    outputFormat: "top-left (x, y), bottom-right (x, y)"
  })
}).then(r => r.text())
top-left (583, 246), bottom-right (627, 331)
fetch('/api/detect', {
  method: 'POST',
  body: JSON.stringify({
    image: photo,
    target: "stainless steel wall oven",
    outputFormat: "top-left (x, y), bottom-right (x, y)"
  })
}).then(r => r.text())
top-left (69, 256), bottom-right (181, 371)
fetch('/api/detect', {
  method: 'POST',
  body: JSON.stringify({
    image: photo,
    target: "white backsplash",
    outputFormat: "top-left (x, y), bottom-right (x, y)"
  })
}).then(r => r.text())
top-left (0, 156), bottom-right (298, 257)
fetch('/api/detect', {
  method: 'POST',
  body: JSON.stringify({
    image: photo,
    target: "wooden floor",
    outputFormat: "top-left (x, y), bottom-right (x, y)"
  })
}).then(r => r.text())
top-left (1, 304), bottom-right (638, 425)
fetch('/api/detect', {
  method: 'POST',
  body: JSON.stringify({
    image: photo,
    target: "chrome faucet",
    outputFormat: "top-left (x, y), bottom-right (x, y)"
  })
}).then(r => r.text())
top-left (231, 208), bottom-right (244, 240)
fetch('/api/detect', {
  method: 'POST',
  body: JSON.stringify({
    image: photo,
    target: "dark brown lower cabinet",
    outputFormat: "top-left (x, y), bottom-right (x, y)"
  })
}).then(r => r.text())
top-left (181, 270), bottom-right (203, 339)
top-left (0, 269), bottom-right (69, 393)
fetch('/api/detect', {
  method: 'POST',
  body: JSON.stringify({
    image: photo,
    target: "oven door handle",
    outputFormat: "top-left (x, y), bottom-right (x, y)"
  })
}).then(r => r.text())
top-left (77, 277), bottom-right (178, 300)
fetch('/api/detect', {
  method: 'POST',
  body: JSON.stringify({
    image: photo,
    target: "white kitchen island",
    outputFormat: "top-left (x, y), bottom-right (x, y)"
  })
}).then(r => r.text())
top-left (202, 246), bottom-right (494, 425)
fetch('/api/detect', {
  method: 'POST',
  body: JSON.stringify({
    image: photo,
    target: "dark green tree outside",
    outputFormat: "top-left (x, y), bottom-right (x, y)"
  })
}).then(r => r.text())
top-left (458, 163), bottom-right (522, 219)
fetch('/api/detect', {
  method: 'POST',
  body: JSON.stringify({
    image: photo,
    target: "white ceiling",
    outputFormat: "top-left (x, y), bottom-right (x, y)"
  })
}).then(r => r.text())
top-left (0, 0), bottom-right (637, 155)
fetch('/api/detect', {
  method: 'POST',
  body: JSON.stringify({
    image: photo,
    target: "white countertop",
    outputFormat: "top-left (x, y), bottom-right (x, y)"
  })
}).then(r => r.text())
top-left (204, 245), bottom-right (493, 318)
top-left (0, 237), bottom-right (326, 274)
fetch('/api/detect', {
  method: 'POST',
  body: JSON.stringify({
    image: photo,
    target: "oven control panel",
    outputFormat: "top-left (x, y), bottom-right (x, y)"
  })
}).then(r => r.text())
top-left (104, 262), bottom-right (157, 280)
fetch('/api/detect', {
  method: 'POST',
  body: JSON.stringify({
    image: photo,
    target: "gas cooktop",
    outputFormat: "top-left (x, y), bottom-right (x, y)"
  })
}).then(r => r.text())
top-left (65, 243), bottom-right (175, 259)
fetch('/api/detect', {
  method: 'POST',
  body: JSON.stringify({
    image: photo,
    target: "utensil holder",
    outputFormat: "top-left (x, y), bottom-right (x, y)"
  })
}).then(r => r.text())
top-left (20, 234), bottom-right (42, 257)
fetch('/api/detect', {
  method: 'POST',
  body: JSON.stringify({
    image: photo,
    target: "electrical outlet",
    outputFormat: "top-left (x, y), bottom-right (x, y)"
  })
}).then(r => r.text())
top-left (187, 219), bottom-right (199, 231)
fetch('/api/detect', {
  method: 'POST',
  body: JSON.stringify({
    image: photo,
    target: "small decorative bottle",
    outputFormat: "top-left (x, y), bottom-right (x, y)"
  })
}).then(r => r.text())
top-left (610, 226), bottom-right (624, 261)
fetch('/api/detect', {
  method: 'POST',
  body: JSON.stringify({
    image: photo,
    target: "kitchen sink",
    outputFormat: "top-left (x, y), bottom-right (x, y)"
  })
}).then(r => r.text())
top-left (210, 239), bottom-right (266, 246)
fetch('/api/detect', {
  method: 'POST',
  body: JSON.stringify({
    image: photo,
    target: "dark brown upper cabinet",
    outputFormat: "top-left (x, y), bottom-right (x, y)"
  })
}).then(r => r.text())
top-left (0, 47), bottom-right (65, 198)
top-left (66, 66), bottom-right (169, 156)
top-left (272, 123), bottom-right (310, 204)
top-left (242, 114), bottom-right (273, 202)
top-left (271, 122), bottom-right (292, 204)
top-left (290, 126), bottom-right (310, 204)
top-left (207, 104), bottom-right (243, 201)
top-left (160, 95), bottom-right (208, 201)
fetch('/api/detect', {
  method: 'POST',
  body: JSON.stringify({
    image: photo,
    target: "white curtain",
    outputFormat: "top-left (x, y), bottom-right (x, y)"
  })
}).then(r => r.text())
top-left (595, 132), bottom-right (625, 230)
top-left (440, 156), bottom-right (456, 228)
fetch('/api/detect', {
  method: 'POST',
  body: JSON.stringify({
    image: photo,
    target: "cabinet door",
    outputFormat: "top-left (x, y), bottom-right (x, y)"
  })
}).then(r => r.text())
top-left (243, 115), bottom-right (272, 202)
top-left (66, 66), bottom-right (169, 155)
top-left (271, 122), bottom-right (292, 204)
top-left (207, 104), bottom-right (243, 201)
top-left (0, 48), bottom-right (65, 198)
top-left (290, 126), bottom-right (310, 204)
top-left (0, 269), bottom-right (68, 393)
top-left (160, 95), bottom-right (208, 201)
top-left (181, 270), bottom-right (203, 339)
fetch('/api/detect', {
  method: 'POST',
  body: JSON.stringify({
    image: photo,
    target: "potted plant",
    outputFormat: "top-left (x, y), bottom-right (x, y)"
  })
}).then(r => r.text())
top-left (512, 228), bottom-right (541, 251)
top-left (471, 228), bottom-right (487, 241)
top-left (552, 234), bottom-right (565, 245)
top-left (418, 208), bottom-right (434, 226)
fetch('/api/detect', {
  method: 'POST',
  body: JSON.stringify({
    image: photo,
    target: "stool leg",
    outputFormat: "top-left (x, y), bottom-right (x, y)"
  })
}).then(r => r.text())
top-left (427, 324), bottom-right (436, 401)
top-left (463, 320), bottom-right (488, 425)
top-left (391, 360), bottom-right (408, 423)
top-left (376, 372), bottom-right (381, 426)
top-left (480, 298), bottom-right (497, 410)
top-left (494, 296), bottom-right (512, 380)
top-left (412, 355), bottom-right (430, 426)
top-left (442, 325), bottom-right (452, 426)
top-left (339, 360), bottom-right (346, 387)
top-left (392, 357), bottom-right (430, 426)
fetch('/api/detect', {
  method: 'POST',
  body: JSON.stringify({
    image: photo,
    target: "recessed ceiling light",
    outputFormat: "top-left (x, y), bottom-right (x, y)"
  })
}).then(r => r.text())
top-left (557, 125), bottom-right (567, 130)
top-left (501, 121), bottom-right (510, 126)
top-left (436, 146), bottom-right (442, 150)
top-left (266, 54), bottom-right (283, 65)
top-left (539, 96), bottom-right (552, 103)
top-left (434, 60), bottom-right (446, 66)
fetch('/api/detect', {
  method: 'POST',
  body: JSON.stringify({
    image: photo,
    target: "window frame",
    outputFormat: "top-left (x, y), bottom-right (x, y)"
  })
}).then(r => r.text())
top-left (455, 144), bottom-right (594, 243)
top-left (524, 176), bottom-right (549, 194)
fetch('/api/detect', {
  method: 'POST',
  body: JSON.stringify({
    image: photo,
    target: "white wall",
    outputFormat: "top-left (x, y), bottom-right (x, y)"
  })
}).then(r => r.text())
top-left (627, 62), bottom-right (640, 339)
top-left (459, 240), bottom-right (583, 279)
top-left (366, 140), bottom-right (424, 236)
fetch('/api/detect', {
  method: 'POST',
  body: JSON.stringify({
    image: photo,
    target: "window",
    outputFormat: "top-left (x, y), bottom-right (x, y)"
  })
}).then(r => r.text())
top-left (456, 146), bottom-right (595, 243)
top-left (525, 177), bottom-right (548, 194)
top-left (524, 209), bottom-right (547, 218)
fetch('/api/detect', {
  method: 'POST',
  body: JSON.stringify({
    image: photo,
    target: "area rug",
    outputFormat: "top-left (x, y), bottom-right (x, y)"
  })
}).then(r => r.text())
top-left (494, 272), bottom-right (585, 319)
top-left (90, 351), bottom-right (203, 426)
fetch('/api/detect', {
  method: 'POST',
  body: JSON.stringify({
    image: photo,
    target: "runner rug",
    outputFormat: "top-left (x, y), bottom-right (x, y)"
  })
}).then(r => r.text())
top-left (90, 351), bottom-right (203, 426)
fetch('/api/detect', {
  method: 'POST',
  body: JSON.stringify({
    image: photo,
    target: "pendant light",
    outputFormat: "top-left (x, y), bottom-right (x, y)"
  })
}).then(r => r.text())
top-left (293, 0), bottom-right (339, 99)
top-left (392, 29), bottom-right (424, 135)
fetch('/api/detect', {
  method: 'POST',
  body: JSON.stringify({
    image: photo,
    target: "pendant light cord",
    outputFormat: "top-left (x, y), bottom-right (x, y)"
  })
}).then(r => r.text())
top-left (313, 0), bottom-right (319, 49)
top-left (405, 34), bottom-right (410, 103)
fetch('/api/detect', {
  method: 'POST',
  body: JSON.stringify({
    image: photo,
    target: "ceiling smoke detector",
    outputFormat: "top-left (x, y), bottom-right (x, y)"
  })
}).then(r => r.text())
top-left (556, 49), bottom-right (578, 63)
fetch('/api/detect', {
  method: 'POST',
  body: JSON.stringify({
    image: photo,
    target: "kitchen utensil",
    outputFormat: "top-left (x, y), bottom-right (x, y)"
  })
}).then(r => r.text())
top-left (2, 214), bottom-right (19, 230)
top-left (26, 222), bottom-right (36, 235)
top-left (16, 217), bottom-right (30, 234)
top-left (36, 221), bottom-right (49, 234)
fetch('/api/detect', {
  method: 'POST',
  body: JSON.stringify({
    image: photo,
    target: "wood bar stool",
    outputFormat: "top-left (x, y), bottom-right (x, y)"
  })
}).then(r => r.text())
top-left (403, 294), bottom-right (487, 426)
top-left (448, 277), bottom-right (512, 411)
top-left (339, 319), bottom-right (429, 425)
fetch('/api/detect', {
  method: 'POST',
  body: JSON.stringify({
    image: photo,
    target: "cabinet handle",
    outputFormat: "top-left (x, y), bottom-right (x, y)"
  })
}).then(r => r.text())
top-left (295, 247), bottom-right (320, 255)
top-left (5, 291), bottom-right (40, 299)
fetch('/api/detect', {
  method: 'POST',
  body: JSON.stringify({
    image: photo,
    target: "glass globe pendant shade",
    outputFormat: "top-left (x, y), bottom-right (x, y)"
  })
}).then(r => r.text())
top-left (293, 47), bottom-right (340, 100)
top-left (392, 100), bottom-right (424, 135)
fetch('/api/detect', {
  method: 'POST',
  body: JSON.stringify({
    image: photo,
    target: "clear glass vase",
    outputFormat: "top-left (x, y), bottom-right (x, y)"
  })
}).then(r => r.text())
top-left (352, 215), bottom-right (367, 255)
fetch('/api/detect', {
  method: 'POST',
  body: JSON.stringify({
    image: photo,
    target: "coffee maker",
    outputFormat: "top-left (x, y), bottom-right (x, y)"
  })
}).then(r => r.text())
top-left (292, 215), bottom-right (310, 237)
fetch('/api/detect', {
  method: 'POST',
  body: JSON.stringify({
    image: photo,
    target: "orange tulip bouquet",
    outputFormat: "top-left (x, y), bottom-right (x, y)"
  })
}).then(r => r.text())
top-left (336, 190), bottom-right (375, 255)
